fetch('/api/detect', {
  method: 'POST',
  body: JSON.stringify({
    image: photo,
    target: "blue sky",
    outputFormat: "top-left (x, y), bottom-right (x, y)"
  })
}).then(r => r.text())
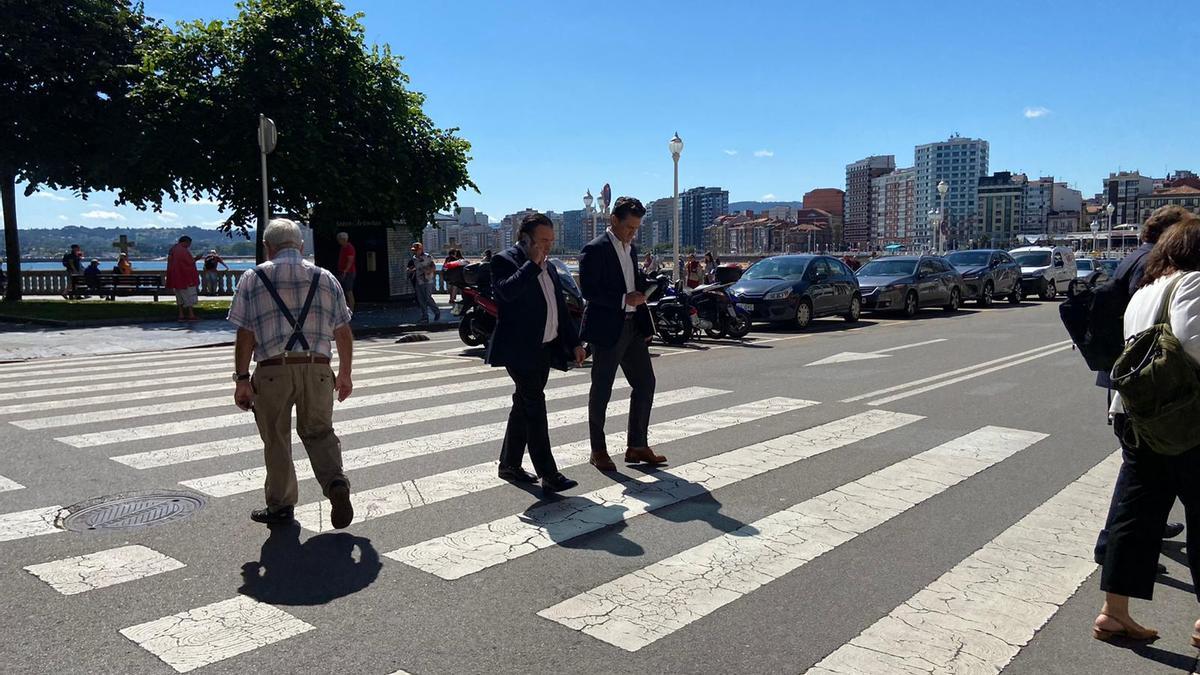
top-left (14, 0), bottom-right (1199, 229)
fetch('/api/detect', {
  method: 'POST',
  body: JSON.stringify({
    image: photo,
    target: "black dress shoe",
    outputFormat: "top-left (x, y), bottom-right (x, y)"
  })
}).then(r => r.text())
top-left (498, 465), bottom-right (538, 483)
top-left (250, 506), bottom-right (294, 525)
top-left (1164, 522), bottom-right (1185, 539)
top-left (328, 480), bottom-right (354, 529)
top-left (541, 473), bottom-right (578, 493)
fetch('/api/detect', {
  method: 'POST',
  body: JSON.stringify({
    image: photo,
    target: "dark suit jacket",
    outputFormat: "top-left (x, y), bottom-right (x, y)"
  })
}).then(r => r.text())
top-left (485, 244), bottom-right (580, 371)
top-left (579, 233), bottom-right (653, 348)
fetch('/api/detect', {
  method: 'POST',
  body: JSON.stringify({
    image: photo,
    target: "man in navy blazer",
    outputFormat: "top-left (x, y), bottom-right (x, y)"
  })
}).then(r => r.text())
top-left (486, 213), bottom-right (587, 493)
top-left (579, 196), bottom-right (666, 470)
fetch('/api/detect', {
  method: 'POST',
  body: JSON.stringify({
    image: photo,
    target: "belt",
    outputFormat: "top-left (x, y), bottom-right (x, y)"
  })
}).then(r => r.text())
top-left (258, 353), bottom-right (331, 367)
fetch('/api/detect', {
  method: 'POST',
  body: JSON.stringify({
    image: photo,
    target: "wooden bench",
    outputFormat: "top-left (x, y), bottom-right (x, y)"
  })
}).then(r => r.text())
top-left (69, 273), bottom-right (166, 301)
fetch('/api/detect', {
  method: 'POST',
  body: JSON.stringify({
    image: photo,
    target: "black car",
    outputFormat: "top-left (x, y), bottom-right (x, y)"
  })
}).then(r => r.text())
top-left (856, 255), bottom-right (963, 317)
top-left (943, 249), bottom-right (1022, 306)
top-left (728, 255), bottom-right (861, 328)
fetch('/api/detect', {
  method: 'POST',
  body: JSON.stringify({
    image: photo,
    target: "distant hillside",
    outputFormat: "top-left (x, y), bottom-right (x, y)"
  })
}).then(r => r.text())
top-left (2, 226), bottom-right (255, 259)
top-left (728, 200), bottom-right (805, 214)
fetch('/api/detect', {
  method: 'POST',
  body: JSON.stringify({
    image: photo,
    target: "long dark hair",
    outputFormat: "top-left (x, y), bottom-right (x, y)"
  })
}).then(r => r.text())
top-left (1141, 216), bottom-right (1200, 287)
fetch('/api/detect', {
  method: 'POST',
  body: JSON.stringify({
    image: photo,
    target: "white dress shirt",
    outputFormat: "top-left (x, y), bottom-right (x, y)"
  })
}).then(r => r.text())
top-left (537, 262), bottom-right (560, 343)
top-left (606, 228), bottom-right (636, 313)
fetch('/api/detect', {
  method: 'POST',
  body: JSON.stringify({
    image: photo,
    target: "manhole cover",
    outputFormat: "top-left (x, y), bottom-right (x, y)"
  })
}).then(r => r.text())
top-left (58, 490), bottom-right (206, 533)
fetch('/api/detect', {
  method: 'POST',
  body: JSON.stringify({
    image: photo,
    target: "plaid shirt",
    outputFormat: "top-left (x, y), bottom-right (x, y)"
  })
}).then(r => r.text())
top-left (228, 250), bottom-right (352, 361)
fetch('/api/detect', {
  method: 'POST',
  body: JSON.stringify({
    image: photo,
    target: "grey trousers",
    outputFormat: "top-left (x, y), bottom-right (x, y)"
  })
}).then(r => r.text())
top-left (415, 283), bottom-right (438, 321)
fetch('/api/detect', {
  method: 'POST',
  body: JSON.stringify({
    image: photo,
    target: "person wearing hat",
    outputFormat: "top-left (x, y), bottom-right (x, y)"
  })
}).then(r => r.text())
top-left (166, 235), bottom-right (204, 321)
top-left (406, 242), bottom-right (439, 323)
top-left (116, 252), bottom-right (133, 276)
top-left (202, 249), bottom-right (230, 295)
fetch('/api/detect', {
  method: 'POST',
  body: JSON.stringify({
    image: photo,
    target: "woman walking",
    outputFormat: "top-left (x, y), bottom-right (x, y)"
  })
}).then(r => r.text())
top-left (444, 248), bottom-right (464, 303)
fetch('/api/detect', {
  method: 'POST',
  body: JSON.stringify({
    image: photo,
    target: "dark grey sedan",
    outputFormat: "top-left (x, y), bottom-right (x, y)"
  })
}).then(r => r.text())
top-left (944, 249), bottom-right (1022, 306)
top-left (856, 255), bottom-right (964, 317)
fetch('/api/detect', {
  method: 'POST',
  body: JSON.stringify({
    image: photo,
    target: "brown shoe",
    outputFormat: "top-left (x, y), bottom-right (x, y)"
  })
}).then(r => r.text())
top-left (624, 447), bottom-right (666, 465)
top-left (589, 452), bottom-right (617, 471)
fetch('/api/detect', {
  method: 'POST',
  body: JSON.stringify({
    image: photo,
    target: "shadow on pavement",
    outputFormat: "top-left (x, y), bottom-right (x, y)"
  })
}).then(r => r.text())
top-left (239, 521), bottom-right (382, 605)
top-left (1098, 640), bottom-right (1198, 673)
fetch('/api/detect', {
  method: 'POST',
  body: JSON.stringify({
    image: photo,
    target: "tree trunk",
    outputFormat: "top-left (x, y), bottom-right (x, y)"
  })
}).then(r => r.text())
top-left (1, 166), bottom-right (21, 302)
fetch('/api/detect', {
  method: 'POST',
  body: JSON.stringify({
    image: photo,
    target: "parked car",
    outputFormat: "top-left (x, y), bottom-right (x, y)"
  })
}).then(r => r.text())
top-left (943, 249), bottom-right (1022, 306)
top-left (728, 255), bottom-right (861, 328)
top-left (1096, 258), bottom-right (1119, 277)
top-left (856, 255), bottom-right (964, 317)
top-left (1010, 246), bottom-right (1076, 300)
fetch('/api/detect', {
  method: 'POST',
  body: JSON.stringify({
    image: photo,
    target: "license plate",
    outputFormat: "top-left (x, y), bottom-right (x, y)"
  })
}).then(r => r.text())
top-left (737, 303), bottom-right (753, 312)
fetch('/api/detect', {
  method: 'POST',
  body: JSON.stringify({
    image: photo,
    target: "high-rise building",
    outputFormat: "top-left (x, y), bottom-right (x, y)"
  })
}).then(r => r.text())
top-left (560, 209), bottom-right (586, 253)
top-left (844, 156), bottom-right (895, 247)
top-left (914, 136), bottom-right (989, 247)
top-left (680, 187), bottom-right (729, 250)
top-left (1022, 177), bottom-right (1053, 235)
top-left (1103, 172), bottom-right (1155, 227)
top-left (501, 208), bottom-right (539, 245)
top-left (645, 198), bottom-right (675, 249)
top-left (977, 171), bottom-right (1026, 248)
top-left (870, 167), bottom-right (917, 246)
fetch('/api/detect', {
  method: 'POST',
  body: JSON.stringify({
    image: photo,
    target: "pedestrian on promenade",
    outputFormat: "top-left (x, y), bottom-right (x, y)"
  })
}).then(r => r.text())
top-left (1093, 215), bottom-right (1200, 645)
top-left (580, 196), bottom-right (665, 471)
top-left (83, 258), bottom-right (102, 291)
top-left (642, 251), bottom-right (661, 277)
top-left (486, 213), bottom-right (586, 493)
top-left (1093, 206), bottom-right (1191, 569)
top-left (444, 248), bottom-right (464, 304)
top-left (406, 242), bottom-right (439, 323)
top-left (61, 244), bottom-right (83, 298)
top-left (117, 252), bottom-right (133, 276)
top-left (201, 249), bottom-right (229, 295)
top-left (166, 236), bottom-right (203, 321)
top-left (703, 251), bottom-right (718, 283)
top-left (684, 253), bottom-right (704, 289)
top-left (229, 218), bottom-right (355, 528)
top-left (336, 232), bottom-right (357, 312)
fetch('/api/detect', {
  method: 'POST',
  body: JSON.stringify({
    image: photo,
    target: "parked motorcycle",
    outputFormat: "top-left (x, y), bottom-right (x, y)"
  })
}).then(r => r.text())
top-left (646, 274), bottom-right (693, 345)
top-left (447, 258), bottom-right (586, 348)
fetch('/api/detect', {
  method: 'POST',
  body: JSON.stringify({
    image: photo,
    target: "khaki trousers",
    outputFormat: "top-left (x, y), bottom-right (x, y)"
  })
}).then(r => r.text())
top-left (252, 362), bottom-right (347, 510)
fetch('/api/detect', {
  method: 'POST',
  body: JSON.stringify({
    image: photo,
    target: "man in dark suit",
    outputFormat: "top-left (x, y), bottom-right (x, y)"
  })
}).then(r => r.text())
top-left (486, 213), bottom-right (587, 493)
top-left (579, 196), bottom-right (666, 471)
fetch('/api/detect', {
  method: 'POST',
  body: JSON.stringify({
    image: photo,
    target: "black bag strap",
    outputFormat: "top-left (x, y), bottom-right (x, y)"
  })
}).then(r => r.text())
top-left (253, 268), bottom-right (322, 351)
top-left (1153, 275), bottom-right (1186, 327)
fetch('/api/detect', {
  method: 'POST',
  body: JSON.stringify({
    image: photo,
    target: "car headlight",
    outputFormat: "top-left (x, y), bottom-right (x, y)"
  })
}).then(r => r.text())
top-left (764, 288), bottom-right (793, 301)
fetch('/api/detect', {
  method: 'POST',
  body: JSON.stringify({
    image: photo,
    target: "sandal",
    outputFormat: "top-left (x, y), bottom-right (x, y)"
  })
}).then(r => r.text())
top-left (1092, 613), bottom-right (1158, 643)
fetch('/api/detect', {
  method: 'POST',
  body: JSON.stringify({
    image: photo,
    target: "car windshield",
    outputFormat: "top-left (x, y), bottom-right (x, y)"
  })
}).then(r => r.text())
top-left (1013, 252), bottom-right (1051, 267)
top-left (1076, 259), bottom-right (1093, 271)
top-left (743, 258), bottom-right (808, 281)
top-left (858, 260), bottom-right (917, 276)
top-left (945, 251), bottom-right (990, 267)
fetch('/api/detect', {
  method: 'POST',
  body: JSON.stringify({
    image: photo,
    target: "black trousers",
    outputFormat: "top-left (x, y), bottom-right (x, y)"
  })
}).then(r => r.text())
top-left (588, 319), bottom-right (656, 454)
top-left (1100, 415), bottom-right (1200, 601)
top-left (500, 343), bottom-right (560, 478)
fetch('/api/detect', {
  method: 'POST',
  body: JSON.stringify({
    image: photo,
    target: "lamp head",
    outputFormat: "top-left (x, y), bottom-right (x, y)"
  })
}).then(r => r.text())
top-left (583, 190), bottom-right (593, 209)
top-left (937, 180), bottom-right (949, 197)
top-left (668, 132), bottom-right (683, 157)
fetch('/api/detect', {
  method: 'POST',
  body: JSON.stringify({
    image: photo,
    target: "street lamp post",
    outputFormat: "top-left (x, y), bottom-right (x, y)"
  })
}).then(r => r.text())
top-left (935, 180), bottom-right (949, 254)
top-left (1105, 202), bottom-right (1116, 255)
top-left (583, 190), bottom-right (595, 242)
top-left (1090, 220), bottom-right (1100, 255)
top-left (669, 132), bottom-right (683, 282)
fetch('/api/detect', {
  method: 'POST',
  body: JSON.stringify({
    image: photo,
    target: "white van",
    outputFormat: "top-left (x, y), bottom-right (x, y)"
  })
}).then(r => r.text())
top-left (1010, 246), bottom-right (1076, 300)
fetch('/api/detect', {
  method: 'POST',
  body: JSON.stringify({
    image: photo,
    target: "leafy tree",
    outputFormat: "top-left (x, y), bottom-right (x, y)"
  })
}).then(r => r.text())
top-left (0, 0), bottom-right (164, 301)
top-left (130, 0), bottom-right (475, 260)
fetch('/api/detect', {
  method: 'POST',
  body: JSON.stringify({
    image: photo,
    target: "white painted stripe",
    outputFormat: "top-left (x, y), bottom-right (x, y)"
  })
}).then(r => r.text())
top-left (0, 357), bottom-right (464, 403)
top-left (842, 341), bottom-right (1070, 403)
top-left (109, 372), bottom-right (585, 467)
top-left (181, 385), bottom-right (717, 498)
top-left (0, 345), bottom-right (231, 374)
top-left (119, 595), bottom-right (314, 673)
top-left (24, 544), bottom-right (185, 595)
top-left (805, 450), bottom-right (1119, 675)
top-left (865, 345), bottom-right (1073, 406)
top-left (0, 361), bottom-right (247, 390)
top-left (389, 410), bottom-right (922, 580)
top-left (538, 426), bottom-right (1047, 652)
top-left (0, 474), bottom-right (23, 492)
top-left (875, 338), bottom-right (947, 354)
top-left (296, 397), bottom-right (816, 532)
top-left (58, 371), bottom-right (586, 447)
top-left (0, 505), bottom-right (62, 542)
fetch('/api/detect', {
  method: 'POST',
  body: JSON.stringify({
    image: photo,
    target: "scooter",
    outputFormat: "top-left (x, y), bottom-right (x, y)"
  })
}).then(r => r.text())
top-left (689, 282), bottom-right (752, 340)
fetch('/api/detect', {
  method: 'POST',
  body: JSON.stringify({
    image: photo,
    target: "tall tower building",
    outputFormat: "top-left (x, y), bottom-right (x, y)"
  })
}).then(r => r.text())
top-left (680, 187), bottom-right (729, 250)
top-left (845, 156), bottom-right (896, 248)
top-left (913, 136), bottom-right (989, 247)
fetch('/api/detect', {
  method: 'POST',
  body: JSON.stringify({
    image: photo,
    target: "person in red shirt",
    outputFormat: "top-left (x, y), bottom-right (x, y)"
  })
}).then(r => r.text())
top-left (337, 231), bottom-right (357, 311)
top-left (165, 235), bottom-right (203, 321)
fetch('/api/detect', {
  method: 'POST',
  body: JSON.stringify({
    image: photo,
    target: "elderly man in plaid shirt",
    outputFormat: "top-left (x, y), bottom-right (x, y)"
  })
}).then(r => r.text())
top-left (229, 218), bottom-right (355, 528)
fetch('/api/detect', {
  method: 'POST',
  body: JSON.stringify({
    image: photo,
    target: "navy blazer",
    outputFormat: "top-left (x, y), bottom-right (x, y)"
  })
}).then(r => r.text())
top-left (485, 244), bottom-right (580, 371)
top-left (579, 233), bottom-right (653, 348)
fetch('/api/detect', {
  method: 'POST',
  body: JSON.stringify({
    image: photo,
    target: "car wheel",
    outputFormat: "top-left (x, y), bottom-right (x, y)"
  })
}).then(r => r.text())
top-left (1041, 280), bottom-right (1057, 301)
top-left (943, 287), bottom-right (961, 312)
top-left (794, 298), bottom-right (813, 329)
top-left (844, 295), bottom-right (861, 323)
top-left (902, 291), bottom-right (918, 318)
top-left (978, 281), bottom-right (994, 307)
top-left (1008, 284), bottom-right (1022, 304)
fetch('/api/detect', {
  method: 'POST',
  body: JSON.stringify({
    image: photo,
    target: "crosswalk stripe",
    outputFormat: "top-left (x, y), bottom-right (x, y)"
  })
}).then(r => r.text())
top-left (0, 345), bottom-right (231, 375)
top-left (537, 426), bottom-right (1047, 652)
top-left (24, 545), bottom-right (185, 596)
top-left (388, 409), bottom-right (922, 581)
top-left (0, 346), bottom-right (340, 383)
top-left (119, 595), bottom-right (314, 673)
top-left (0, 361), bottom-right (248, 390)
top-left (180, 385), bottom-right (717, 499)
top-left (804, 449), bottom-right (1119, 675)
top-left (59, 372), bottom-right (588, 448)
top-left (0, 474), bottom-right (23, 492)
top-left (0, 505), bottom-right (62, 543)
top-left (296, 397), bottom-right (816, 532)
top-left (0, 358), bottom-right (464, 403)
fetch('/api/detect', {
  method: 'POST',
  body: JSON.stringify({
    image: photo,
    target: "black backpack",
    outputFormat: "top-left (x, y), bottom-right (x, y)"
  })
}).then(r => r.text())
top-left (1059, 253), bottom-right (1147, 373)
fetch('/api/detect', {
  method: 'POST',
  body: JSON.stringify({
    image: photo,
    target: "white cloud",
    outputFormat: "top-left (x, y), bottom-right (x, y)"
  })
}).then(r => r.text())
top-left (57, 215), bottom-right (69, 221)
top-left (81, 210), bottom-right (125, 221)
top-left (1023, 106), bottom-right (1051, 119)
top-left (754, 149), bottom-right (774, 158)
top-left (761, 193), bottom-right (777, 201)
top-left (723, 149), bottom-right (738, 156)
top-left (157, 211), bottom-right (179, 221)
top-left (33, 191), bottom-right (67, 202)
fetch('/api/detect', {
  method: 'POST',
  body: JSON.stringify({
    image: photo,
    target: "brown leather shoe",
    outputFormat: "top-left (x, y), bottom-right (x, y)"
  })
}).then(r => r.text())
top-left (589, 452), bottom-right (617, 471)
top-left (624, 447), bottom-right (666, 465)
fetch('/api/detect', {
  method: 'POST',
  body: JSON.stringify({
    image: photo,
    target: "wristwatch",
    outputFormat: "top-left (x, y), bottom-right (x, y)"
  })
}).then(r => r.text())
top-left (233, 373), bottom-right (251, 382)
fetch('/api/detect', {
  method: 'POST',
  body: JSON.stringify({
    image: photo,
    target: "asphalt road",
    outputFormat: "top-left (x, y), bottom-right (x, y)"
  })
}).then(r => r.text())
top-left (0, 299), bottom-right (1194, 674)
